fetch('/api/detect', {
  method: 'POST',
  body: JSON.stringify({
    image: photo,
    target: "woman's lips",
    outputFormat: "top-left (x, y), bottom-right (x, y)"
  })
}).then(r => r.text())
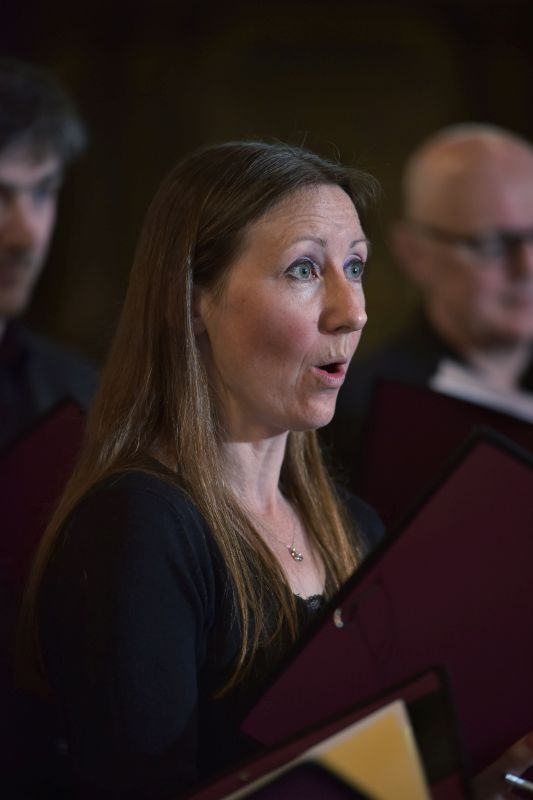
top-left (311, 362), bottom-right (348, 387)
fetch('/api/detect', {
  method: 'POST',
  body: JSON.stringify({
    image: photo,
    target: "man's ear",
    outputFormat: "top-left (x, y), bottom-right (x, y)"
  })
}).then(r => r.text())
top-left (191, 286), bottom-right (206, 335)
top-left (389, 219), bottom-right (432, 291)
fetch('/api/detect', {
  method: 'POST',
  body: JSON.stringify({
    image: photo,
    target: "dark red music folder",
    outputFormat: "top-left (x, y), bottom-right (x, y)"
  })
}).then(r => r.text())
top-left (356, 379), bottom-right (533, 527)
top-left (0, 399), bottom-right (85, 595)
top-left (187, 668), bottom-right (468, 800)
top-left (242, 430), bottom-right (533, 776)
top-left (0, 400), bottom-right (85, 780)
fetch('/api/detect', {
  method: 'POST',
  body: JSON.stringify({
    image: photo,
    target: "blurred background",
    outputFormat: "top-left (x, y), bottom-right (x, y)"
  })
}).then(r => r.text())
top-left (3, 0), bottom-right (533, 365)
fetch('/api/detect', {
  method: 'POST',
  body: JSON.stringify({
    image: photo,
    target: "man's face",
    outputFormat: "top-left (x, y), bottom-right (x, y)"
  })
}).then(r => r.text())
top-left (405, 148), bottom-right (533, 349)
top-left (0, 147), bottom-right (63, 321)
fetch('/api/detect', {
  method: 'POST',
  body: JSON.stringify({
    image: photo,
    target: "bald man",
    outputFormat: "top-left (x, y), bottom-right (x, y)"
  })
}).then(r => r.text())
top-left (324, 124), bottom-right (533, 483)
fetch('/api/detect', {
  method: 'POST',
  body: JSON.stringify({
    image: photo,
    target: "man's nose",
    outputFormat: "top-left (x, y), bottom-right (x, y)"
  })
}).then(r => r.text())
top-left (319, 275), bottom-right (367, 334)
top-left (508, 237), bottom-right (533, 278)
top-left (1, 194), bottom-right (40, 248)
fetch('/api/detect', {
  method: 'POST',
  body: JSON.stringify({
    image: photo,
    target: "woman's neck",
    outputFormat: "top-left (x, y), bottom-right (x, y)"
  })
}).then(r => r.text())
top-left (222, 434), bottom-right (288, 514)
top-left (222, 434), bottom-right (326, 599)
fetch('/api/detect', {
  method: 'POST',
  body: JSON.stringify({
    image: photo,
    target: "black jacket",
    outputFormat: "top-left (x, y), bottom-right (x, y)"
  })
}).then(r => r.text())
top-left (0, 322), bottom-right (97, 452)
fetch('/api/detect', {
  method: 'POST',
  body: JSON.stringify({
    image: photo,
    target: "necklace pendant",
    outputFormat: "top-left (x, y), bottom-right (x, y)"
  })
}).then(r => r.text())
top-left (288, 545), bottom-right (304, 562)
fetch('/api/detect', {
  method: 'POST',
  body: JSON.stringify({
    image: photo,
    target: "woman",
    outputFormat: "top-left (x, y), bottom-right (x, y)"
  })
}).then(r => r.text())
top-left (21, 141), bottom-right (381, 797)
top-left (21, 141), bottom-right (532, 799)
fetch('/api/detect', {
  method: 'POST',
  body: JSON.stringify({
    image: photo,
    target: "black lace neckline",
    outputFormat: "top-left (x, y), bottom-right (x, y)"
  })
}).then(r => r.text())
top-left (295, 593), bottom-right (324, 613)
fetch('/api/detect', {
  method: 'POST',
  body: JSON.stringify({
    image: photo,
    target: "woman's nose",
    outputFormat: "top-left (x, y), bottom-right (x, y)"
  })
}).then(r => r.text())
top-left (319, 275), bottom-right (367, 334)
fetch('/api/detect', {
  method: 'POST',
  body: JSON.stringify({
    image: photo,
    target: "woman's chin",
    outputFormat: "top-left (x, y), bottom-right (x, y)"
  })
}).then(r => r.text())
top-left (290, 406), bottom-right (337, 432)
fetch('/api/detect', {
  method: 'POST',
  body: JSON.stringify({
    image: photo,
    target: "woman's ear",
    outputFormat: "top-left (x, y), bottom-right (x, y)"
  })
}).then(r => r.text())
top-left (191, 287), bottom-right (206, 335)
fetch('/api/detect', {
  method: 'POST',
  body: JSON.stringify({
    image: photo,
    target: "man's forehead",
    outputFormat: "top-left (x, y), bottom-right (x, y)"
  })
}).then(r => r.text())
top-left (408, 149), bottom-right (533, 229)
top-left (0, 145), bottom-right (63, 188)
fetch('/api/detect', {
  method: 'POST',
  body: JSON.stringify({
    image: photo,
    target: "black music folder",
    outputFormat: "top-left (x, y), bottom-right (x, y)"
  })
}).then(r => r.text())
top-left (242, 430), bottom-right (533, 778)
top-left (356, 379), bottom-right (533, 527)
top-left (187, 668), bottom-right (468, 800)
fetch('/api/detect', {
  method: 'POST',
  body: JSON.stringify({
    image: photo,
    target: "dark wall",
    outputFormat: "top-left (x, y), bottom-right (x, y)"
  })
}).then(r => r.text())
top-left (3, 0), bottom-right (533, 362)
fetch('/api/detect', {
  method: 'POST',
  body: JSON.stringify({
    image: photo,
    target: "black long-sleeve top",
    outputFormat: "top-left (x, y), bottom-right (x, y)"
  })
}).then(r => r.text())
top-left (39, 470), bottom-right (384, 799)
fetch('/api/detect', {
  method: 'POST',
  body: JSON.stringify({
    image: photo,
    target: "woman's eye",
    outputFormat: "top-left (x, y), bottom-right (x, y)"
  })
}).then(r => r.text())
top-left (345, 258), bottom-right (365, 280)
top-left (287, 259), bottom-right (318, 281)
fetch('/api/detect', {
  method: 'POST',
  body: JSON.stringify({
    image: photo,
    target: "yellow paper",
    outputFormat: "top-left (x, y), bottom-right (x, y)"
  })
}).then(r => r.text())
top-left (312, 700), bottom-right (430, 800)
top-left (219, 700), bottom-right (430, 800)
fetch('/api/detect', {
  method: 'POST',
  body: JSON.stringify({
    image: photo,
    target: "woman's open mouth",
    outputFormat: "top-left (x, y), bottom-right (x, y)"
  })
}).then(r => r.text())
top-left (312, 361), bottom-right (347, 386)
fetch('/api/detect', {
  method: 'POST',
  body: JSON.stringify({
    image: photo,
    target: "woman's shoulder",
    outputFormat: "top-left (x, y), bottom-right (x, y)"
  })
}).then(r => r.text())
top-left (335, 483), bottom-right (386, 555)
top-left (44, 469), bottom-right (222, 624)
top-left (62, 468), bottom-right (215, 570)
top-left (78, 468), bottom-right (204, 525)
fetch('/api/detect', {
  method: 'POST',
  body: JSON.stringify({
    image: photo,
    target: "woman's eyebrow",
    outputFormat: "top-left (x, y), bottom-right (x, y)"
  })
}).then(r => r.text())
top-left (350, 238), bottom-right (370, 249)
top-left (289, 235), bottom-right (370, 248)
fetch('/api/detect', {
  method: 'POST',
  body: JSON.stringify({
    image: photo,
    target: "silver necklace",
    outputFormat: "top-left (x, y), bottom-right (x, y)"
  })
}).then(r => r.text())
top-left (271, 521), bottom-right (304, 562)
top-left (253, 501), bottom-right (305, 563)
top-left (287, 544), bottom-right (304, 562)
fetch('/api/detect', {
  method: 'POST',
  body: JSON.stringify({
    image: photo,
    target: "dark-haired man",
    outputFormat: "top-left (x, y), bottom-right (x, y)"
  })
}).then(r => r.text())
top-left (0, 59), bottom-right (96, 798)
top-left (0, 59), bottom-right (96, 451)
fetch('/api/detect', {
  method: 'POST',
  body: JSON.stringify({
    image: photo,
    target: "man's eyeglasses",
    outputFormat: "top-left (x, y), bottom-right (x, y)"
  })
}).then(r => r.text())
top-left (407, 221), bottom-right (533, 261)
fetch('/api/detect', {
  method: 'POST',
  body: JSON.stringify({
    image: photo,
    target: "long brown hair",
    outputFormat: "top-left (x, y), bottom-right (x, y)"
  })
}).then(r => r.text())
top-left (21, 141), bottom-right (378, 693)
